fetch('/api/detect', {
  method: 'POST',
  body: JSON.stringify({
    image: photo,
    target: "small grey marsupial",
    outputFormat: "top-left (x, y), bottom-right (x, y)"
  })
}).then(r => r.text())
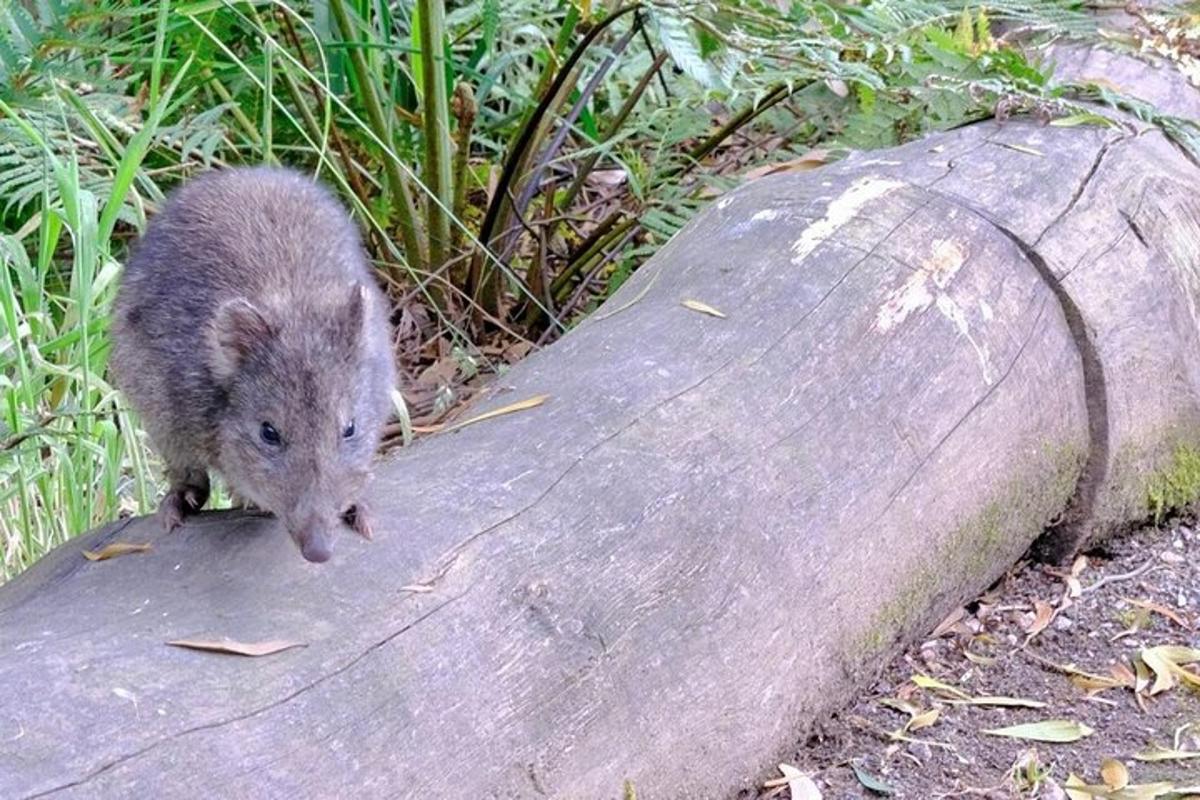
top-left (111, 166), bottom-right (396, 563)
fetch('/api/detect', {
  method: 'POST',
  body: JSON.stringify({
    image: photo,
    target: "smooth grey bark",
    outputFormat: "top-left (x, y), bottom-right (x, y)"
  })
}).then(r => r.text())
top-left (3, 40), bottom-right (1200, 800)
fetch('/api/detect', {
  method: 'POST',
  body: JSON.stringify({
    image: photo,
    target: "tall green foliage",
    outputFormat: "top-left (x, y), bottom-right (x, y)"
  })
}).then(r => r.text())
top-left (4, 0), bottom-right (1181, 579)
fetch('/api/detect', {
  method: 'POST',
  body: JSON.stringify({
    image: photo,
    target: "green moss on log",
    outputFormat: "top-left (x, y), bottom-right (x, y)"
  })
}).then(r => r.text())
top-left (1146, 443), bottom-right (1200, 522)
top-left (852, 441), bottom-right (1084, 660)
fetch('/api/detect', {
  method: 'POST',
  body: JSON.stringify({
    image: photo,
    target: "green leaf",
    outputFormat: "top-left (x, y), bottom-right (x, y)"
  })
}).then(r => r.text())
top-left (1050, 113), bottom-right (1117, 129)
top-left (983, 720), bottom-right (1094, 743)
top-left (911, 673), bottom-right (970, 699)
top-left (953, 7), bottom-right (973, 52)
top-left (851, 762), bottom-right (895, 795)
top-left (652, 10), bottom-right (716, 89)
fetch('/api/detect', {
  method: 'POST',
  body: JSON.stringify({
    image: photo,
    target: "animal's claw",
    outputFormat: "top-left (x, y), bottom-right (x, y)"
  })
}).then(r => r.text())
top-left (342, 503), bottom-right (374, 541)
top-left (159, 477), bottom-right (209, 533)
top-left (183, 487), bottom-right (203, 511)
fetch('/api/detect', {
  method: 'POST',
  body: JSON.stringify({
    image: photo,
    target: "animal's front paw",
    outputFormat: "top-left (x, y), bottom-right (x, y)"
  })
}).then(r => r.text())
top-left (157, 491), bottom-right (188, 533)
top-left (158, 495), bottom-right (185, 532)
top-left (342, 502), bottom-right (374, 541)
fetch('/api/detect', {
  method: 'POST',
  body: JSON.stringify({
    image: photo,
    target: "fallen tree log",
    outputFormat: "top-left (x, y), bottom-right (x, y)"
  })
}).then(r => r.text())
top-left (5, 40), bottom-right (1200, 800)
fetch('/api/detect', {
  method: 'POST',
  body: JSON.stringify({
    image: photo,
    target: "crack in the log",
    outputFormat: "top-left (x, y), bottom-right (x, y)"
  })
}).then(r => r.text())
top-left (1061, 227), bottom-right (1132, 282)
top-left (925, 138), bottom-right (993, 189)
top-left (1033, 134), bottom-right (1129, 250)
top-left (930, 188), bottom-right (1111, 564)
top-left (862, 297), bottom-right (1050, 532)
top-left (1058, 186), bottom-right (1149, 282)
top-left (1120, 209), bottom-right (1149, 249)
top-left (227, 694), bottom-right (397, 782)
top-left (22, 591), bottom-right (467, 799)
top-left (424, 191), bottom-right (939, 587)
top-left (421, 349), bottom-right (746, 587)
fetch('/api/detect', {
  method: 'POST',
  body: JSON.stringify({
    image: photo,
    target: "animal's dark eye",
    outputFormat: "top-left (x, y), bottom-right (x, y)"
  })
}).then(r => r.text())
top-left (260, 422), bottom-right (282, 446)
top-left (342, 420), bottom-right (356, 439)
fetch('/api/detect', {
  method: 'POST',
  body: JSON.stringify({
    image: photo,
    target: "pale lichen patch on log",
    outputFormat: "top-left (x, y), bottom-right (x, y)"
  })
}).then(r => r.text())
top-left (790, 177), bottom-right (905, 265)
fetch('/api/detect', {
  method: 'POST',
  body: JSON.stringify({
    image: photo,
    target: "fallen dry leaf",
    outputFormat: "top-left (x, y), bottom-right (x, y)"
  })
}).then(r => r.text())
top-left (964, 650), bottom-right (997, 666)
top-left (947, 695), bottom-right (1047, 709)
top-left (415, 356), bottom-right (459, 387)
top-left (742, 150), bottom-right (834, 181)
top-left (1125, 598), bottom-right (1192, 630)
top-left (1066, 773), bottom-right (1178, 800)
top-left (681, 299), bottom-right (727, 319)
top-left (1134, 656), bottom-right (1154, 694)
top-left (998, 142), bottom-right (1045, 157)
top-left (878, 697), bottom-right (923, 717)
top-left (82, 542), bottom-right (152, 561)
top-left (1134, 743), bottom-right (1200, 762)
top-left (932, 606), bottom-right (967, 638)
top-left (906, 707), bottom-right (940, 732)
top-left (1100, 758), bottom-right (1129, 791)
top-left (1064, 772), bottom-right (1093, 800)
top-left (1026, 599), bottom-right (1056, 638)
top-left (423, 394), bottom-right (549, 435)
top-left (1069, 670), bottom-right (1127, 694)
top-left (1139, 645), bottom-right (1200, 695)
top-left (763, 763), bottom-right (821, 799)
top-left (1111, 662), bottom-right (1137, 687)
top-left (166, 638), bottom-right (307, 657)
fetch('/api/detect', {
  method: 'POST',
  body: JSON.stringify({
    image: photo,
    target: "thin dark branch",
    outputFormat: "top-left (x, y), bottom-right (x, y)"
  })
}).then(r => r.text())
top-left (469, 4), bottom-right (640, 298)
top-left (504, 15), bottom-right (641, 258)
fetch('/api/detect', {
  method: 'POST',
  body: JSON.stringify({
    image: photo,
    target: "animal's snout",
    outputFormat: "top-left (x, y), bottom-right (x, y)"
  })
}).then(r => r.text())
top-left (290, 520), bottom-right (334, 563)
top-left (300, 533), bottom-right (332, 563)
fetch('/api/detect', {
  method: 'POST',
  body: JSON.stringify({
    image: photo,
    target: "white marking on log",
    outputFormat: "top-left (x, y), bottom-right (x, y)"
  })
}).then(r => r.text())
top-left (874, 238), bottom-right (994, 382)
top-left (874, 239), bottom-right (967, 333)
top-left (752, 209), bottom-right (781, 222)
top-left (791, 177), bottom-right (905, 265)
top-left (874, 272), bottom-right (933, 333)
top-left (936, 295), bottom-right (994, 384)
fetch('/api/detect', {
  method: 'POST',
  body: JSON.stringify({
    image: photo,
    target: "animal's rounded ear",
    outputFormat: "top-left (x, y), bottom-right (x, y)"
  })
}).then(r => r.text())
top-left (209, 297), bottom-right (273, 380)
top-left (347, 282), bottom-right (367, 326)
top-left (340, 282), bottom-right (369, 344)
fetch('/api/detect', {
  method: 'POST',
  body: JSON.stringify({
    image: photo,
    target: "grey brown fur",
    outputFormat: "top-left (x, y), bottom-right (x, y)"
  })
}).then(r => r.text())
top-left (110, 166), bottom-right (396, 563)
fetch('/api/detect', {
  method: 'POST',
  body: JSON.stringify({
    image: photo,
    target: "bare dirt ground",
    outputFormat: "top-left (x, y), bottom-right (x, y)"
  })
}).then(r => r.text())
top-left (758, 517), bottom-right (1200, 799)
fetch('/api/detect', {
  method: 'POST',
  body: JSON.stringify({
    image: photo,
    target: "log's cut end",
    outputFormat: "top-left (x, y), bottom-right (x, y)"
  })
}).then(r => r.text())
top-left (4, 43), bottom-right (1200, 800)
